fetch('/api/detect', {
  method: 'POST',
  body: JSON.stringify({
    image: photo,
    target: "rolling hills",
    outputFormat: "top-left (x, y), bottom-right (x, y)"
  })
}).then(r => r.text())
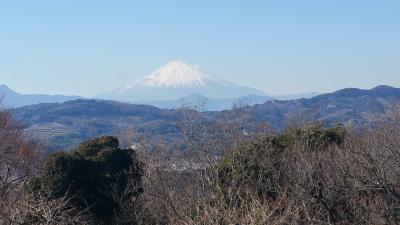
top-left (11, 85), bottom-right (400, 151)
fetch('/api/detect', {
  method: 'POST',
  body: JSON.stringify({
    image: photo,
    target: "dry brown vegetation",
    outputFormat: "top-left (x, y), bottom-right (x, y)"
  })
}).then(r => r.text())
top-left (131, 105), bottom-right (400, 225)
top-left (0, 103), bottom-right (91, 225)
top-left (2, 100), bottom-right (400, 224)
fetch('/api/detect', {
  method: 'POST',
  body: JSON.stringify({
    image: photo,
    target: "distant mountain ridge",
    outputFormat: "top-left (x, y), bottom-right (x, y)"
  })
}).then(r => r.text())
top-left (232, 85), bottom-right (400, 130)
top-left (130, 93), bottom-right (322, 111)
top-left (95, 60), bottom-right (321, 109)
top-left (314, 85), bottom-right (399, 99)
top-left (0, 59), bottom-right (319, 110)
top-left (130, 92), bottom-right (322, 110)
top-left (11, 85), bottom-right (400, 151)
top-left (0, 83), bottom-right (318, 110)
top-left (133, 94), bottom-right (272, 111)
top-left (0, 84), bottom-right (82, 108)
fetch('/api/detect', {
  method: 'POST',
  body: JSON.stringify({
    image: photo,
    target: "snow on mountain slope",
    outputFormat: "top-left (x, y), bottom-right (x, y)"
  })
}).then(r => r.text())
top-left (97, 60), bottom-right (266, 102)
top-left (128, 60), bottom-right (226, 88)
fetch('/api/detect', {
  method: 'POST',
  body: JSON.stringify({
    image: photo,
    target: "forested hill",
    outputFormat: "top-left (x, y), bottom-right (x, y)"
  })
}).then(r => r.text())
top-left (11, 85), bottom-right (400, 150)
top-left (11, 99), bottom-right (181, 150)
top-left (226, 85), bottom-right (400, 129)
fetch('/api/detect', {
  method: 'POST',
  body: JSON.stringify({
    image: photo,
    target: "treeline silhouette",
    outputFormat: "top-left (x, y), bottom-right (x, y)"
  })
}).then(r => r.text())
top-left (1, 102), bottom-right (400, 224)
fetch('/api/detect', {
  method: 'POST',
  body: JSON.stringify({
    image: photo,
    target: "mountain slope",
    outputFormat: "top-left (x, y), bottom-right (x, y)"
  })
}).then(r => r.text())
top-left (133, 94), bottom-right (272, 111)
top-left (235, 85), bottom-right (400, 129)
top-left (0, 84), bottom-right (82, 108)
top-left (12, 85), bottom-right (400, 151)
top-left (96, 60), bottom-right (266, 101)
top-left (12, 99), bottom-right (180, 150)
top-left (131, 93), bottom-right (320, 111)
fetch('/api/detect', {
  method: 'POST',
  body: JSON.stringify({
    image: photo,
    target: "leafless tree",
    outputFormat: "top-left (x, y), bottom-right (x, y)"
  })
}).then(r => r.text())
top-left (3, 192), bottom-right (92, 225)
top-left (0, 102), bottom-right (44, 222)
top-left (0, 102), bottom-right (91, 225)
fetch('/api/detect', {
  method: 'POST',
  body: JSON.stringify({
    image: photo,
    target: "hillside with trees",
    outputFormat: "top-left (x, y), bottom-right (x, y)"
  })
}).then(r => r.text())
top-left (2, 97), bottom-right (400, 224)
top-left (10, 85), bottom-right (400, 152)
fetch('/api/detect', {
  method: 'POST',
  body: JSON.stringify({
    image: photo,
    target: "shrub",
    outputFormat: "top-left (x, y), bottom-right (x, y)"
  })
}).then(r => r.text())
top-left (28, 136), bottom-right (144, 224)
top-left (216, 125), bottom-right (346, 199)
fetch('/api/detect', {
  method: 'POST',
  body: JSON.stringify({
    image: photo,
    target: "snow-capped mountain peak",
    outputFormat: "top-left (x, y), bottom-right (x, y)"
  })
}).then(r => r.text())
top-left (97, 60), bottom-right (266, 102)
top-left (128, 60), bottom-right (224, 88)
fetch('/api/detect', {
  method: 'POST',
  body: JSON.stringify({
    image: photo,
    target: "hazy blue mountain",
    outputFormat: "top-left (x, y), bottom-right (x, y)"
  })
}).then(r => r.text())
top-left (133, 93), bottom-right (272, 111)
top-left (222, 85), bottom-right (400, 130)
top-left (95, 60), bottom-right (319, 109)
top-left (133, 93), bottom-right (320, 111)
top-left (272, 92), bottom-right (320, 100)
top-left (0, 84), bottom-right (82, 108)
top-left (96, 60), bottom-right (266, 102)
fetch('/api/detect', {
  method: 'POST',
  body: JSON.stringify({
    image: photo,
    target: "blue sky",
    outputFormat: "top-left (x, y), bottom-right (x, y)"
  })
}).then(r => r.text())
top-left (0, 1), bottom-right (399, 97)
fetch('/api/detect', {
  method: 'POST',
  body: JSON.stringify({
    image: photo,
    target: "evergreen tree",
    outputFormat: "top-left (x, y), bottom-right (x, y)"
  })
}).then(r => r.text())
top-left (28, 136), bottom-right (144, 224)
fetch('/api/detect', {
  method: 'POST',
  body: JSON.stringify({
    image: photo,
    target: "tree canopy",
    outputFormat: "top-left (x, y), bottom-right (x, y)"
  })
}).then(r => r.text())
top-left (28, 136), bottom-right (144, 224)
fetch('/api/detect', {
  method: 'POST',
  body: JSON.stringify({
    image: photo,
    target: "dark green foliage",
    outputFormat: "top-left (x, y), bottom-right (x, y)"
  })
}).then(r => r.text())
top-left (77, 136), bottom-right (119, 157)
top-left (28, 136), bottom-right (144, 224)
top-left (214, 125), bottom-right (357, 223)
top-left (217, 136), bottom-right (287, 201)
top-left (216, 125), bottom-right (346, 200)
top-left (290, 124), bottom-right (346, 149)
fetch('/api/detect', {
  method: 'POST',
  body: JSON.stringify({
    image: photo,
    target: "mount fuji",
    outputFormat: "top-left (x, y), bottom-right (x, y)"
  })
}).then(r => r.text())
top-left (96, 60), bottom-right (266, 102)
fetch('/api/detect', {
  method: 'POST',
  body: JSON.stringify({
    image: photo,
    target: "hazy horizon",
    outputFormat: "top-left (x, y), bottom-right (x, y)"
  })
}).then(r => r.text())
top-left (1, 1), bottom-right (399, 97)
